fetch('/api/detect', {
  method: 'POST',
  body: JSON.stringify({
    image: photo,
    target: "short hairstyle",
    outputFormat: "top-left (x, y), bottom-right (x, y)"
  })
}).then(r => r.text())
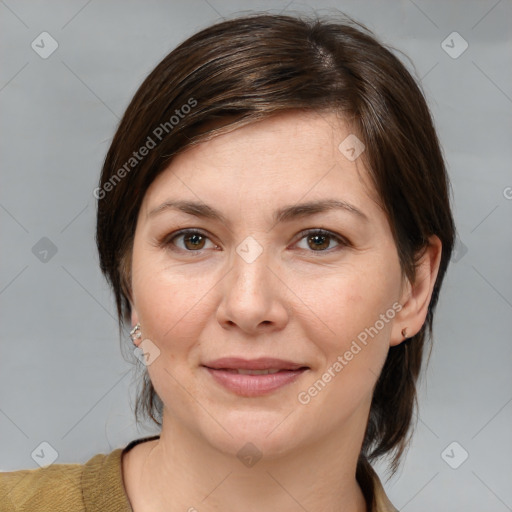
top-left (96, 12), bottom-right (455, 476)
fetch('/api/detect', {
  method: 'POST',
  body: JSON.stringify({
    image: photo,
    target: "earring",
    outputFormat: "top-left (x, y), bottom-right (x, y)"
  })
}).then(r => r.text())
top-left (130, 323), bottom-right (142, 346)
top-left (401, 327), bottom-right (408, 339)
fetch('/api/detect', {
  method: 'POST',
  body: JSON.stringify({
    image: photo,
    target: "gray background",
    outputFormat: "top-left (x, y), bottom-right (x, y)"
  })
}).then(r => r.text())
top-left (1, 0), bottom-right (511, 510)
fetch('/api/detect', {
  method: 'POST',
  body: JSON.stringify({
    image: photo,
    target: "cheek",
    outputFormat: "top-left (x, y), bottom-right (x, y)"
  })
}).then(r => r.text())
top-left (296, 274), bottom-right (396, 415)
top-left (131, 251), bottom-right (219, 356)
top-left (297, 263), bottom-right (398, 370)
top-left (132, 269), bottom-right (216, 401)
top-left (136, 273), bottom-right (199, 335)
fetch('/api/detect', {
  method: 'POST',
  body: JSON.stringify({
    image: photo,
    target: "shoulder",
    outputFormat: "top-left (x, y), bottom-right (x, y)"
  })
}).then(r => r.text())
top-left (0, 448), bottom-right (127, 512)
top-left (0, 459), bottom-right (85, 511)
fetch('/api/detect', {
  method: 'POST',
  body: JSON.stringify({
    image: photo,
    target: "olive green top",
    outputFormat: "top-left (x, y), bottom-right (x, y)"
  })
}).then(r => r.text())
top-left (0, 436), bottom-right (397, 511)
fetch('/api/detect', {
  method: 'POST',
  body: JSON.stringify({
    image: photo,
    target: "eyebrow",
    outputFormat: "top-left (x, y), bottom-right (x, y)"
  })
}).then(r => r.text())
top-left (148, 199), bottom-right (369, 224)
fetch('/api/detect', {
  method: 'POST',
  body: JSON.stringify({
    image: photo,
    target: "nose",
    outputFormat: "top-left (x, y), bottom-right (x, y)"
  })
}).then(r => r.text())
top-left (216, 246), bottom-right (289, 335)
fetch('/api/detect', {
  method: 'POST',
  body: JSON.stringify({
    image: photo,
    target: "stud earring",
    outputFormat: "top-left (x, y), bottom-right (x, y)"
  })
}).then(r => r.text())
top-left (401, 327), bottom-right (408, 339)
top-left (130, 323), bottom-right (142, 346)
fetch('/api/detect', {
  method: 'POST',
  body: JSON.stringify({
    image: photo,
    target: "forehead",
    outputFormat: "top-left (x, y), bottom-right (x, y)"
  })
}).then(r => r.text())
top-left (141, 110), bottom-right (381, 218)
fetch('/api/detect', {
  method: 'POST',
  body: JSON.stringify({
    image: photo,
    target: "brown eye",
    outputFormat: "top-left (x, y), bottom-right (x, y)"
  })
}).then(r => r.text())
top-left (164, 230), bottom-right (216, 252)
top-left (307, 233), bottom-right (330, 251)
top-left (295, 229), bottom-right (347, 253)
top-left (182, 232), bottom-right (206, 250)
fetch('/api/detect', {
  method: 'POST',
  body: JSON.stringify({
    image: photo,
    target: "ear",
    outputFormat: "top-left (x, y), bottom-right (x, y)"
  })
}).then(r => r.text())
top-left (390, 235), bottom-right (443, 346)
top-left (130, 307), bottom-right (139, 328)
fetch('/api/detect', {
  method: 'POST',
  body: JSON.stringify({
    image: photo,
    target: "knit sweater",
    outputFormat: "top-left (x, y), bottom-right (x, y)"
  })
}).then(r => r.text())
top-left (0, 436), bottom-right (398, 511)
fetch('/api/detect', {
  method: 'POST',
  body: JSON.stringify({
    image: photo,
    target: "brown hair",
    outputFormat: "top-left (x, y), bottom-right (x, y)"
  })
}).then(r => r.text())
top-left (96, 12), bottom-right (455, 478)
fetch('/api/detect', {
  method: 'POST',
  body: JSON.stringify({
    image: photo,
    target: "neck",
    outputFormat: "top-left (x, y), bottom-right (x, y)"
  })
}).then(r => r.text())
top-left (127, 415), bottom-right (369, 512)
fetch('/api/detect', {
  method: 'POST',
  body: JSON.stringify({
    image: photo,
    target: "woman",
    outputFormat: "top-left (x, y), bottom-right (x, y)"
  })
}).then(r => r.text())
top-left (0, 12), bottom-right (455, 512)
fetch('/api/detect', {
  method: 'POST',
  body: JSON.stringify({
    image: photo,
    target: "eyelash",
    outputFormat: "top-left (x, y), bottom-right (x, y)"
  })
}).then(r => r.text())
top-left (159, 228), bottom-right (350, 255)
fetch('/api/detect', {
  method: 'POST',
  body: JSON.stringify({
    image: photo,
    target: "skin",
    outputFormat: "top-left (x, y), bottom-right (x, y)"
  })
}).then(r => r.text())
top-left (122, 110), bottom-right (442, 512)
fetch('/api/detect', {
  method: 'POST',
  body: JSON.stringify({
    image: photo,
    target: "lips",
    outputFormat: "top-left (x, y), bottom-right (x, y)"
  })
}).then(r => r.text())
top-left (202, 357), bottom-right (309, 397)
top-left (203, 357), bottom-right (306, 371)
top-left (224, 368), bottom-right (281, 375)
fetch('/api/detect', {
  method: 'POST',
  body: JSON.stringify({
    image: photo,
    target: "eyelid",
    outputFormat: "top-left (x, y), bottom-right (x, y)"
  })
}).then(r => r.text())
top-left (292, 228), bottom-right (350, 251)
top-left (160, 228), bottom-right (218, 251)
top-left (160, 227), bottom-right (350, 254)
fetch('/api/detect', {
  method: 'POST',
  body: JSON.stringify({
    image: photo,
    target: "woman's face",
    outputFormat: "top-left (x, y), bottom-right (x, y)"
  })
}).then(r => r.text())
top-left (130, 110), bottom-right (407, 458)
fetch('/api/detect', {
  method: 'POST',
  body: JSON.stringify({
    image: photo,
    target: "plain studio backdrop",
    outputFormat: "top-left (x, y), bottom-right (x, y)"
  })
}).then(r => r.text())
top-left (0, 1), bottom-right (511, 510)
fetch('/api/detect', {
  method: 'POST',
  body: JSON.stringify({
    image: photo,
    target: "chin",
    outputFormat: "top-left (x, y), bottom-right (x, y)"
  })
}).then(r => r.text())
top-left (195, 407), bottom-right (309, 461)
